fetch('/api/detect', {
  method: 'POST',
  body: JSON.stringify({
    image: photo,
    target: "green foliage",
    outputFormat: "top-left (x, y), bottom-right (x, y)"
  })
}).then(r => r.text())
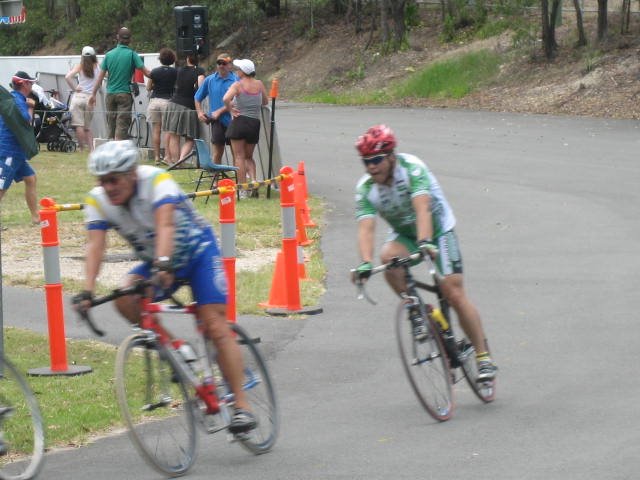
top-left (0, 0), bottom-right (266, 57)
top-left (0, 1), bottom-right (58, 55)
top-left (394, 50), bottom-right (501, 100)
top-left (404, 1), bottom-right (422, 29)
top-left (475, 17), bottom-right (511, 39)
top-left (306, 49), bottom-right (502, 105)
top-left (582, 49), bottom-right (603, 73)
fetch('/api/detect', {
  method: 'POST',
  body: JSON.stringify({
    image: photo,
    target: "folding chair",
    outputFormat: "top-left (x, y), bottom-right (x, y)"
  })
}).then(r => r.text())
top-left (192, 138), bottom-right (239, 202)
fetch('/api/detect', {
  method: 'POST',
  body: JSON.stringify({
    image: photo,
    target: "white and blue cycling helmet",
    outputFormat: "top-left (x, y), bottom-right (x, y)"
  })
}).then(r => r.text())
top-left (88, 140), bottom-right (139, 176)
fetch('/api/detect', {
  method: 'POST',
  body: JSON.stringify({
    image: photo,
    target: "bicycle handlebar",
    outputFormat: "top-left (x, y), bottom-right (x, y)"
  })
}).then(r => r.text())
top-left (75, 281), bottom-right (152, 337)
top-left (351, 252), bottom-right (439, 305)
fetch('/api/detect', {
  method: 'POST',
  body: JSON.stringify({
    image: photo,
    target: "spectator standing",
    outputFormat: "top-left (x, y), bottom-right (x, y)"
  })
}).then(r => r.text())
top-left (223, 58), bottom-right (268, 198)
top-left (0, 71), bottom-right (40, 224)
top-left (65, 45), bottom-right (100, 151)
top-left (89, 27), bottom-right (151, 140)
top-left (162, 54), bottom-right (204, 166)
top-left (194, 53), bottom-right (238, 165)
top-left (146, 47), bottom-right (177, 164)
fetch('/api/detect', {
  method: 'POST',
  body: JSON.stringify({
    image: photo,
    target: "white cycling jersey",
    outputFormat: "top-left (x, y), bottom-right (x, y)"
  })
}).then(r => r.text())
top-left (355, 153), bottom-right (456, 240)
top-left (84, 165), bottom-right (212, 268)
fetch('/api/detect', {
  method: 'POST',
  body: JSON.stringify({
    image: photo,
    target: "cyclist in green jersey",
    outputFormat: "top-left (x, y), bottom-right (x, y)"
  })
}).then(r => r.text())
top-left (352, 125), bottom-right (497, 381)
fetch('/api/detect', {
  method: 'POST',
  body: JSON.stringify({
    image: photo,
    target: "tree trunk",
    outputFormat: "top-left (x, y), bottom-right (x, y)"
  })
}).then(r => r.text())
top-left (572, 0), bottom-right (587, 45)
top-left (66, 0), bottom-right (80, 23)
top-left (541, 0), bottom-right (555, 59)
top-left (597, 0), bottom-right (608, 41)
top-left (620, 0), bottom-right (630, 34)
top-left (45, 0), bottom-right (55, 17)
top-left (389, 0), bottom-right (406, 49)
top-left (380, 0), bottom-right (390, 45)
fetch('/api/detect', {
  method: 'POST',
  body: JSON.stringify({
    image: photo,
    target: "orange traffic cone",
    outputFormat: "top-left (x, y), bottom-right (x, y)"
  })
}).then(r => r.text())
top-left (296, 162), bottom-right (317, 228)
top-left (297, 245), bottom-right (308, 280)
top-left (295, 196), bottom-right (312, 246)
top-left (259, 251), bottom-right (288, 309)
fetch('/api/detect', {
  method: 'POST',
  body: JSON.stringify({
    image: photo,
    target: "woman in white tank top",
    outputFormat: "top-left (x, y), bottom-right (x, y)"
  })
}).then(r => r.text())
top-left (65, 45), bottom-right (100, 151)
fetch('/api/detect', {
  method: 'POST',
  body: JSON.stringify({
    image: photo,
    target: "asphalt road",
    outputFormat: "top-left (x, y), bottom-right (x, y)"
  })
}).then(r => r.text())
top-left (4, 104), bottom-right (640, 479)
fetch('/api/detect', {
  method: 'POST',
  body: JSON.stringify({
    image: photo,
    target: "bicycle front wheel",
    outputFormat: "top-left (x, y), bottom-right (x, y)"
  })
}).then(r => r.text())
top-left (115, 334), bottom-right (197, 477)
top-left (0, 355), bottom-right (45, 480)
top-left (212, 323), bottom-right (278, 454)
top-left (395, 300), bottom-right (454, 421)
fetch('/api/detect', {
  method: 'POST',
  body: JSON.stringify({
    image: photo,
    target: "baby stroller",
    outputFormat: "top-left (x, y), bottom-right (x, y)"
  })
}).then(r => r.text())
top-left (32, 88), bottom-right (77, 153)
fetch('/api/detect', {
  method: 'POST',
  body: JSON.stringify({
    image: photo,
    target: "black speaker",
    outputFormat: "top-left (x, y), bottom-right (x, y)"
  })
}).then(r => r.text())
top-left (174, 5), bottom-right (209, 57)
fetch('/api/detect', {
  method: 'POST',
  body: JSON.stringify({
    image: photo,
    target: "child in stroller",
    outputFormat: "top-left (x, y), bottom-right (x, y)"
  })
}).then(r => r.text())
top-left (31, 86), bottom-right (77, 152)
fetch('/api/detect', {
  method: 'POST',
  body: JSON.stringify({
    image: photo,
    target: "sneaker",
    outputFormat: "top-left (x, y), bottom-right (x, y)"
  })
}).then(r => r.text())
top-left (476, 359), bottom-right (497, 382)
top-left (409, 309), bottom-right (429, 341)
top-left (228, 408), bottom-right (257, 434)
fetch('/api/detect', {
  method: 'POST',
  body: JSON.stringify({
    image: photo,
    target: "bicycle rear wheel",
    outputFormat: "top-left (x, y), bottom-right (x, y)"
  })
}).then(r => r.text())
top-left (0, 355), bottom-right (45, 480)
top-left (458, 339), bottom-right (496, 403)
top-left (128, 114), bottom-right (148, 148)
top-left (115, 334), bottom-right (197, 477)
top-left (395, 300), bottom-right (454, 421)
top-left (208, 323), bottom-right (278, 454)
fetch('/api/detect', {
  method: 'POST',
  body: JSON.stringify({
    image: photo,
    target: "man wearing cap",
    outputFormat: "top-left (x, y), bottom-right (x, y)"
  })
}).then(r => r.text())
top-left (66, 45), bottom-right (100, 151)
top-left (194, 53), bottom-right (238, 165)
top-left (0, 71), bottom-right (40, 224)
top-left (89, 27), bottom-right (151, 140)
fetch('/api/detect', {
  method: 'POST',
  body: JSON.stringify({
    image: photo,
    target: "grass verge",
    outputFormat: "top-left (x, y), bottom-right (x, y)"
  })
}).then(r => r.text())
top-left (1, 150), bottom-right (326, 314)
top-left (299, 49), bottom-right (502, 105)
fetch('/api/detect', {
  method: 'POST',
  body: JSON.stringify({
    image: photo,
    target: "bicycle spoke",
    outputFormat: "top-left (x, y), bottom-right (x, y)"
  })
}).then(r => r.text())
top-left (0, 356), bottom-right (45, 480)
top-left (458, 342), bottom-right (496, 403)
top-left (115, 335), bottom-right (197, 476)
top-left (230, 324), bottom-right (279, 454)
top-left (396, 302), bottom-right (454, 421)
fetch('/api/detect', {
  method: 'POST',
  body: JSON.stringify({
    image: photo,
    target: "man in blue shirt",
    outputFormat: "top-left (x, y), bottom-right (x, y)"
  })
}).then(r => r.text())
top-left (0, 71), bottom-right (39, 225)
top-left (194, 53), bottom-right (238, 164)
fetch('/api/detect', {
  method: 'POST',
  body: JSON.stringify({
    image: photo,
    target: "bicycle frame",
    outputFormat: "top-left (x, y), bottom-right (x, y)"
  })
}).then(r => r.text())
top-left (135, 297), bottom-right (221, 415)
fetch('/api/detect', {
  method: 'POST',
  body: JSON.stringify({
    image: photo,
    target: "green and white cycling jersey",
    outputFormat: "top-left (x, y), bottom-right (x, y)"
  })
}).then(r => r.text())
top-left (84, 165), bottom-right (212, 269)
top-left (355, 153), bottom-right (456, 240)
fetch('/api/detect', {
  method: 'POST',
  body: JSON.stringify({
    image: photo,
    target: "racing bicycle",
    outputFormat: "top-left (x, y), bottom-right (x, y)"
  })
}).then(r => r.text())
top-left (353, 252), bottom-right (495, 422)
top-left (77, 281), bottom-right (278, 477)
top-left (0, 354), bottom-right (45, 480)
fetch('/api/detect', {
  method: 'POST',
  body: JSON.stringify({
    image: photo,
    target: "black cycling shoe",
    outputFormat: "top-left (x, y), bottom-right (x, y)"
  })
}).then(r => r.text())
top-left (228, 408), bottom-right (257, 434)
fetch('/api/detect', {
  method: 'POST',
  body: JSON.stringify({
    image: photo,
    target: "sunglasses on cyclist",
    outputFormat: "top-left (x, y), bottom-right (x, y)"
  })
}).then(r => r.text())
top-left (98, 173), bottom-right (127, 186)
top-left (362, 154), bottom-right (388, 166)
top-left (216, 60), bottom-right (228, 66)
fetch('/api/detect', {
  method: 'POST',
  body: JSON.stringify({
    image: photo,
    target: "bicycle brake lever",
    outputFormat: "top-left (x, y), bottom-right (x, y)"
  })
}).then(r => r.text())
top-left (355, 282), bottom-right (377, 305)
top-left (78, 310), bottom-right (106, 337)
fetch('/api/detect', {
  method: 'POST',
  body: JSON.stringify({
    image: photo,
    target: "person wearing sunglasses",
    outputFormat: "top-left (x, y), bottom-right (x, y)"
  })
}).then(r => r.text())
top-left (73, 139), bottom-right (257, 433)
top-left (351, 124), bottom-right (497, 381)
top-left (195, 53), bottom-right (239, 166)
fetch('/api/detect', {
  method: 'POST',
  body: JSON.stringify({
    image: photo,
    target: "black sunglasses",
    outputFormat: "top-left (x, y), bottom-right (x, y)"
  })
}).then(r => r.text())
top-left (362, 154), bottom-right (387, 166)
top-left (216, 60), bottom-right (228, 66)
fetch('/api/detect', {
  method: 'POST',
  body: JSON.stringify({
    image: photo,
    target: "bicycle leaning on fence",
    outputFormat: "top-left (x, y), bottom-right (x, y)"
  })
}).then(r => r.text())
top-left (0, 353), bottom-right (45, 480)
top-left (352, 252), bottom-right (496, 422)
top-left (76, 280), bottom-right (278, 477)
top-left (127, 82), bottom-right (148, 148)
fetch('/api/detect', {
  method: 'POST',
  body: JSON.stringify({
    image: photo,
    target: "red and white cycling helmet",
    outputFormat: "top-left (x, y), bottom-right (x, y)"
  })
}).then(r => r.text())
top-left (355, 124), bottom-right (397, 157)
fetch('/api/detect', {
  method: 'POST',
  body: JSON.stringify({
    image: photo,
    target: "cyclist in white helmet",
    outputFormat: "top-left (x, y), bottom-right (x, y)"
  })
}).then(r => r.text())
top-left (73, 139), bottom-right (256, 433)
